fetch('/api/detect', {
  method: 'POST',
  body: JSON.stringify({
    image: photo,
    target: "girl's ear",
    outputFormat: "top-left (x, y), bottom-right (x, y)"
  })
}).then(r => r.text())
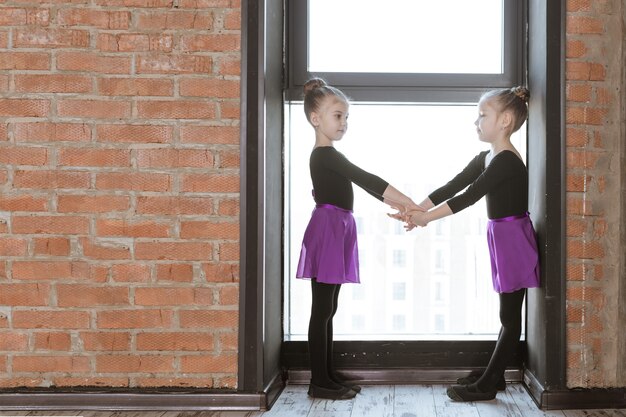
top-left (500, 110), bottom-right (513, 130)
top-left (310, 111), bottom-right (320, 127)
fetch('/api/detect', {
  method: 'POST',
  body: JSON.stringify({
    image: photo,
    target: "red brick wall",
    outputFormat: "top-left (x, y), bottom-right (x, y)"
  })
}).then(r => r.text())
top-left (565, 0), bottom-right (623, 387)
top-left (0, 0), bottom-right (240, 389)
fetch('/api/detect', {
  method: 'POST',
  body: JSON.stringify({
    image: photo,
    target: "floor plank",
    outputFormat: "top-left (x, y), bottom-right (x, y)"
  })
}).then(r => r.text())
top-left (349, 385), bottom-right (394, 417)
top-left (393, 384), bottom-right (437, 417)
top-left (431, 384), bottom-right (481, 417)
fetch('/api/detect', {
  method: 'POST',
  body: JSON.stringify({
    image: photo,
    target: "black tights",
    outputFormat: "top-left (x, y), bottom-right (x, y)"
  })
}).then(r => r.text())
top-left (476, 288), bottom-right (526, 391)
top-left (308, 279), bottom-right (342, 388)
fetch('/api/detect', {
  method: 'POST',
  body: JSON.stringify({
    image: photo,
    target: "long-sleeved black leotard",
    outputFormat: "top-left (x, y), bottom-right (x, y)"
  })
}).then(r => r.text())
top-left (428, 150), bottom-right (527, 219)
top-left (310, 146), bottom-right (389, 211)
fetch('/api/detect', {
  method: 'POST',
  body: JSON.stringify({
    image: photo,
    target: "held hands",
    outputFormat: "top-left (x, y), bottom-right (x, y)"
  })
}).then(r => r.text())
top-left (386, 200), bottom-right (429, 231)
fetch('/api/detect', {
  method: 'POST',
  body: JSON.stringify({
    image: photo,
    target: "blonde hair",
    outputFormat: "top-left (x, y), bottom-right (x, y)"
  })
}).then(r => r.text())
top-left (303, 78), bottom-right (349, 124)
top-left (481, 86), bottom-right (530, 133)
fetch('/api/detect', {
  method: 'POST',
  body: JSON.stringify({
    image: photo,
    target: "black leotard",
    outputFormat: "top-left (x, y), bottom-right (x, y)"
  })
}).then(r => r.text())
top-left (428, 150), bottom-right (528, 219)
top-left (309, 146), bottom-right (389, 211)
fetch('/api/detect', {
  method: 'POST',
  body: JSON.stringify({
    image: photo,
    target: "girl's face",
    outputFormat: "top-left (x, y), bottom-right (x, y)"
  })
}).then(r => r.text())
top-left (474, 99), bottom-right (504, 143)
top-left (311, 96), bottom-right (349, 142)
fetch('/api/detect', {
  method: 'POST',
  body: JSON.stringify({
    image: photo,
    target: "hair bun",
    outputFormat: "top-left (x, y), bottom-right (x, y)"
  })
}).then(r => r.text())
top-left (512, 86), bottom-right (530, 103)
top-left (303, 77), bottom-right (327, 95)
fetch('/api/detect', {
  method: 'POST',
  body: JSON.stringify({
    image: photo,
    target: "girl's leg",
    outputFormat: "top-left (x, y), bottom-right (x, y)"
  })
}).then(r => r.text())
top-left (326, 283), bottom-right (341, 381)
top-left (308, 279), bottom-right (343, 390)
top-left (448, 288), bottom-right (525, 401)
top-left (475, 288), bottom-right (526, 391)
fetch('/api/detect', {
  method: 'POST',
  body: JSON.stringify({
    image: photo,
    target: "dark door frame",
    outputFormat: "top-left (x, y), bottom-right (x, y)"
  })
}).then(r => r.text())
top-left (239, 0), bottom-right (626, 410)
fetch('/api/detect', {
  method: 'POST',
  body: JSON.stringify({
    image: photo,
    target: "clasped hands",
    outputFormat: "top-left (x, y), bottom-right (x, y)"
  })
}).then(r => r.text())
top-left (387, 202), bottom-right (429, 231)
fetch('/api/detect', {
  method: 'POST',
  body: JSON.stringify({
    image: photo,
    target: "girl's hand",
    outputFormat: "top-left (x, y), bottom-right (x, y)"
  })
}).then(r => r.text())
top-left (409, 211), bottom-right (429, 227)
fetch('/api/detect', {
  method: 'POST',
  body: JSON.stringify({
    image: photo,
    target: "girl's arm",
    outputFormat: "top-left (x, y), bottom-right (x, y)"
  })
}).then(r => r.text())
top-left (410, 203), bottom-right (453, 227)
top-left (383, 184), bottom-right (423, 213)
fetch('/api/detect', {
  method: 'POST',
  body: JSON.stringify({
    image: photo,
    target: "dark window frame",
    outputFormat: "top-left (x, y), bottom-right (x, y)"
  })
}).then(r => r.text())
top-left (286, 0), bottom-right (526, 102)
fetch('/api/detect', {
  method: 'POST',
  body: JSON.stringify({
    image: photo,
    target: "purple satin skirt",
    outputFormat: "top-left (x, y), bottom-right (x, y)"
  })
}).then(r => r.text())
top-left (296, 204), bottom-right (360, 284)
top-left (487, 212), bottom-right (540, 293)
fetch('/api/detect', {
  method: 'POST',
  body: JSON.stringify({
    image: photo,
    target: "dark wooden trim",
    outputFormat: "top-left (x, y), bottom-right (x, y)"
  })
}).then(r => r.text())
top-left (0, 391), bottom-right (262, 411)
top-left (282, 340), bottom-right (525, 369)
top-left (524, 370), bottom-right (626, 410)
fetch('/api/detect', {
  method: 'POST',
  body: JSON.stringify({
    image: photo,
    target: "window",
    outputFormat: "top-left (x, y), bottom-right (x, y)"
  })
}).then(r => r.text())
top-left (393, 315), bottom-right (406, 332)
top-left (392, 250), bottom-right (407, 268)
top-left (392, 282), bottom-right (406, 301)
top-left (284, 0), bottom-right (525, 341)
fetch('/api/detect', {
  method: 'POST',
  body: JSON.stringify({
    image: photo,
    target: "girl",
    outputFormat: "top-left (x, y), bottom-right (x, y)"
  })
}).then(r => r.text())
top-left (394, 86), bottom-right (540, 402)
top-left (296, 78), bottom-right (420, 400)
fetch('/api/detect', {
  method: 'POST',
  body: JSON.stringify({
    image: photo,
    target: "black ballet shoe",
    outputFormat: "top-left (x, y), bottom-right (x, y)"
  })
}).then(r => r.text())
top-left (446, 384), bottom-right (497, 402)
top-left (308, 383), bottom-right (357, 400)
top-left (330, 372), bottom-right (362, 393)
top-left (456, 374), bottom-right (506, 391)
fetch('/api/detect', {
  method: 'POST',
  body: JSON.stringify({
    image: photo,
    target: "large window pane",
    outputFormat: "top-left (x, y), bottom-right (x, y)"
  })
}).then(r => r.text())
top-left (308, 0), bottom-right (503, 74)
top-left (284, 103), bottom-right (526, 340)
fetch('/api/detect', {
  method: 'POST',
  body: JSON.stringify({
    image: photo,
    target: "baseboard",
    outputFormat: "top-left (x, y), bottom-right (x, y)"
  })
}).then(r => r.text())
top-left (287, 367), bottom-right (523, 385)
top-left (524, 369), bottom-right (626, 410)
top-left (0, 372), bottom-right (286, 411)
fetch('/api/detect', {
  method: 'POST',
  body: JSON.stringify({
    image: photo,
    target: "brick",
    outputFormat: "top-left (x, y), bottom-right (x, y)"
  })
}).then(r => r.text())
top-left (566, 127), bottom-right (588, 147)
top-left (216, 149), bottom-right (239, 168)
top-left (135, 242), bottom-right (212, 261)
top-left (80, 237), bottom-right (131, 260)
top-left (33, 332), bottom-right (72, 351)
top-left (0, 194), bottom-right (48, 212)
top-left (97, 33), bottom-right (173, 52)
top-left (98, 77), bottom-right (174, 96)
top-left (223, 10), bottom-right (240, 30)
top-left (80, 332), bottom-right (130, 351)
top-left (136, 100), bottom-right (216, 119)
top-left (96, 172), bottom-right (171, 192)
top-left (57, 99), bottom-right (131, 119)
top-left (59, 148), bottom-right (131, 168)
top-left (0, 333), bottom-right (29, 350)
top-left (134, 377), bottom-right (213, 388)
top-left (566, 40), bottom-right (587, 58)
top-left (96, 219), bottom-right (170, 238)
top-left (180, 125), bottom-right (239, 145)
top-left (218, 331), bottom-right (238, 351)
top-left (181, 34), bottom-right (240, 52)
top-left (97, 309), bottom-right (174, 329)
top-left (14, 74), bottom-right (92, 94)
top-left (566, 84), bottom-right (592, 102)
top-left (566, 174), bottom-right (591, 192)
top-left (13, 311), bottom-right (90, 329)
top-left (33, 237), bottom-right (71, 256)
top-left (57, 195), bottom-right (130, 213)
top-left (567, 150), bottom-right (600, 169)
top-left (0, 8), bottom-right (27, 25)
top-left (96, 124), bottom-right (173, 144)
top-left (156, 263), bottom-right (193, 282)
top-left (217, 284), bottom-right (238, 305)
top-left (0, 237), bottom-right (29, 256)
top-left (14, 28), bottom-right (90, 48)
top-left (12, 215), bottom-right (89, 235)
top-left (58, 9), bottom-right (130, 29)
top-left (136, 196), bottom-right (214, 215)
top-left (0, 52), bottom-right (50, 70)
top-left (136, 332), bottom-right (214, 351)
top-left (54, 377), bottom-right (129, 387)
top-left (12, 261), bottom-right (90, 281)
top-left (566, 218), bottom-right (587, 237)
top-left (567, 0), bottom-right (591, 12)
top-left (57, 52), bottom-right (132, 74)
top-left (566, 16), bottom-right (604, 34)
top-left (111, 263), bottom-right (152, 283)
top-left (57, 284), bottom-right (129, 307)
top-left (136, 149), bottom-right (214, 169)
top-left (180, 79), bottom-right (239, 98)
top-left (0, 99), bottom-right (50, 117)
top-left (14, 122), bottom-right (91, 143)
top-left (137, 55), bottom-right (212, 75)
top-left (96, 355), bottom-right (175, 373)
top-left (134, 287), bottom-right (213, 305)
top-left (567, 239), bottom-right (604, 260)
top-left (180, 221), bottom-right (238, 239)
top-left (0, 146), bottom-right (47, 165)
top-left (13, 170), bottom-right (91, 190)
top-left (217, 198), bottom-right (239, 216)
top-left (136, 11), bottom-right (213, 30)
top-left (566, 107), bottom-right (607, 125)
top-left (179, 309), bottom-right (238, 328)
top-left (180, 353), bottom-right (237, 373)
top-left (94, 0), bottom-right (174, 6)
top-left (13, 355), bottom-right (90, 373)
top-left (181, 174), bottom-right (239, 193)
top-left (202, 262), bottom-right (239, 283)
top-left (216, 56), bottom-right (241, 76)
top-left (220, 100), bottom-right (240, 119)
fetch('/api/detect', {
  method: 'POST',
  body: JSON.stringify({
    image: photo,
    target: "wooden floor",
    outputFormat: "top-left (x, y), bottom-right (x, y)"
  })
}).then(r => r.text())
top-left (1, 384), bottom-right (625, 417)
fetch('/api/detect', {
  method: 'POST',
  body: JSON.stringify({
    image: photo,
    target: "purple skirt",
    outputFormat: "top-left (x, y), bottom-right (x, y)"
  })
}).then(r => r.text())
top-left (296, 204), bottom-right (360, 284)
top-left (487, 213), bottom-right (540, 293)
